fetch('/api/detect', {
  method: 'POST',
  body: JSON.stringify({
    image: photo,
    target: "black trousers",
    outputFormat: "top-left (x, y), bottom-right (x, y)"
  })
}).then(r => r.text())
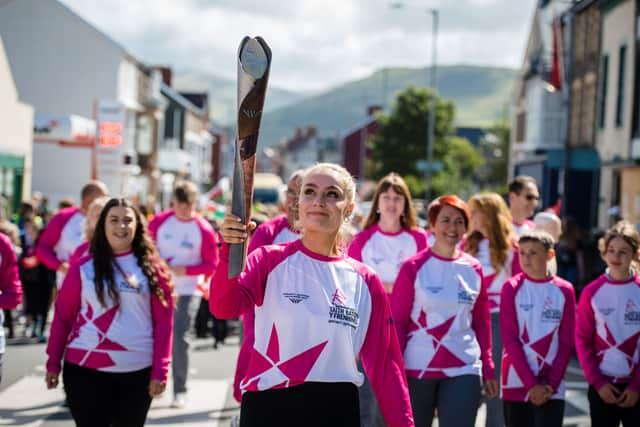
top-left (503, 399), bottom-right (565, 427)
top-left (62, 362), bottom-right (152, 427)
top-left (240, 382), bottom-right (360, 427)
top-left (588, 385), bottom-right (640, 427)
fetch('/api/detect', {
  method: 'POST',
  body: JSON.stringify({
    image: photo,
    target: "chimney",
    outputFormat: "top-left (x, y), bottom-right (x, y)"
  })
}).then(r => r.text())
top-left (307, 126), bottom-right (317, 138)
top-left (154, 66), bottom-right (173, 87)
top-left (367, 105), bottom-right (382, 116)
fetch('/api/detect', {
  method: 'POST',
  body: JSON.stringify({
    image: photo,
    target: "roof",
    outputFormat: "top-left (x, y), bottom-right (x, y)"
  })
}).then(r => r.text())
top-left (338, 116), bottom-right (378, 140)
top-left (161, 83), bottom-right (208, 118)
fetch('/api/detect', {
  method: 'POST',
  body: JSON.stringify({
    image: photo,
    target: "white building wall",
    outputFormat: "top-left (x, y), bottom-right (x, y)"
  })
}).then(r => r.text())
top-left (0, 36), bottom-right (33, 199)
top-left (0, 0), bottom-right (140, 204)
top-left (596, 0), bottom-right (636, 229)
top-left (597, 0), bottom-right (636, 161)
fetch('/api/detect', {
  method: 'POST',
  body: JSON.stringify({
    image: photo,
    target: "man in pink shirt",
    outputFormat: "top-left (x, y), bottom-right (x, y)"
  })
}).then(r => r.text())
top-left (508, 176), bottom-right (539, 237)
top-left (36, 180), bottom-right (108, 288)
top-left (148, 181), bottom-right (218, 408)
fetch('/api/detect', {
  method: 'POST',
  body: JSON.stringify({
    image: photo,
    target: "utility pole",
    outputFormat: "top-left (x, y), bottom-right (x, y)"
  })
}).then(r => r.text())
top-left (425, 9), bottom-right (438, 206)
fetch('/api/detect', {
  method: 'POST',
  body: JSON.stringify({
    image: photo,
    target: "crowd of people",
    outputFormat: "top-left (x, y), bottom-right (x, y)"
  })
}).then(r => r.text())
top-left (0, 163), bottom-right (638, 427)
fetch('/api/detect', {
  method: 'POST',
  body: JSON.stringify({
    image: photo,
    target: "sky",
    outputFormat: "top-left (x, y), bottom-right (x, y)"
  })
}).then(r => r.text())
top-left (59, 0), bottom-right (537, 93)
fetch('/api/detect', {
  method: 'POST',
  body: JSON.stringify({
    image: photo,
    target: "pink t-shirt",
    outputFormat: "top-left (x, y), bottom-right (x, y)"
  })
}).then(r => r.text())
top-left (46, 253), bottom-right (174, 381)
top-left (148, 210), bottom-right (218, 296)
top-left (500, 273), bottom-right (575, 401)
top-left (348, 224), bottom-right (428, 289)
top-left (391, 248), bottom-right (494, 381)
top-left (575, 273), bottom-right (640, 392)
top-left (211, 240), bottom-right (414, 427)
top-left (36, 207), bottom-right (86, 287)
top-left (462, 238), bottom-right (521, 313)
top-left (0, 233), bottom-right (22, 353)
top-left (234, 215), bottom-right (301, 402)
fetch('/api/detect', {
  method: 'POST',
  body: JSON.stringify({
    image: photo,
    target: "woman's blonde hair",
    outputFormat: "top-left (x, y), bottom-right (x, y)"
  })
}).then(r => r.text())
top-left (296, 163), bottom-right (355, 250)
top-left (363, 173), bottom-right (417, 230)
top-left (466, 193), bottom-right (515, 272)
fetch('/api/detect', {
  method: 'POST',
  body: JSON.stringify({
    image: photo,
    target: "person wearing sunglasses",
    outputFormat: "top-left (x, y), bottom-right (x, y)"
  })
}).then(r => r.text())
top-left (508, 176), bottom-right (540, 237)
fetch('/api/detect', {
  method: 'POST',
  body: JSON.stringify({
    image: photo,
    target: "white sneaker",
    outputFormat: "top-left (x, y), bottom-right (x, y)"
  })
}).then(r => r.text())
top-left (171, 392), bottom-right (187, 408)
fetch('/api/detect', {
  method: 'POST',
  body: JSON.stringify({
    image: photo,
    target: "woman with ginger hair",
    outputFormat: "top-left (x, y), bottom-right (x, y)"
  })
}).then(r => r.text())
top-left (463, 192), bottom-right (521, 427)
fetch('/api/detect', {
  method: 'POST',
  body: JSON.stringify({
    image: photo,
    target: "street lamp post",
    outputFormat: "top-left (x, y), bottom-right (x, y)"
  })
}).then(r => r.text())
top-left (390, 3), bottom-right (438, 207)
top-left (425, 9), bottom-right (438, 206)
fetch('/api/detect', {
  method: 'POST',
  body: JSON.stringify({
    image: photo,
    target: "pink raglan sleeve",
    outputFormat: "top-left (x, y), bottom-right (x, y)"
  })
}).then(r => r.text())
top-left (233, 310), bottom-right (255, 402)
top-left (412, 228), bottom-right (429, 252)
top-left (36, 210), bottom-right (69, 270)
top-left (347, 230), bottom-right (367, 262)
top-left (147, 211), bottom-right (167, 243)
top-left (0, 235), bottom-right (21, 309)
top-left (150, 267), bottom-right (174, 382)
top-left (470, 260), bottom-right (494, 381)
top-left (511, 246), bottom-right (522, 276)
top-left (547, 279), bottom-right (576, 391)
top-left (45, 261), bottom-right (83, 374)
top-left (185, 218), bottom-right (219, 276)
top-left (247, 221), bottom-right (276, 255)
top-left (209, 242), bottom-right (269, 319)
top-left (390, 260), bottom-right (416, 353)
top-left (500, 276), bottom-right (538, 390)
top-left (575, 280), bottom-right (609, 390)
top-left (69, 241), bottom-right (88, 267)
top-left (360, 269), bottom-right (414, 427)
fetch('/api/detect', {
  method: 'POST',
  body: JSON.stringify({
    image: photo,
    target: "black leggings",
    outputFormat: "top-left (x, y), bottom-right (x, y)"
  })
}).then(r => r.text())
top-left (62, 362), bottom-right (152, 427)
top-left (588, 385), bottom-right (640, 427)
top-left (240, 382), bottom-right (360, 427)
top-left (503, 399), bottom-right (565, 427)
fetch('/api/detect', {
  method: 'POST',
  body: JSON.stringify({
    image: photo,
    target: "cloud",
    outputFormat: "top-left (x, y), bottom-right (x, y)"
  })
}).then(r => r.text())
top-left (58, 0), bottom-right (536, 91)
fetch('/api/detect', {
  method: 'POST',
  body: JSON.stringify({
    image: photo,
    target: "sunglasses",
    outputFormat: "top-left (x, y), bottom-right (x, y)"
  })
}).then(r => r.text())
top-left (525, 194), bottom-right (540, 201)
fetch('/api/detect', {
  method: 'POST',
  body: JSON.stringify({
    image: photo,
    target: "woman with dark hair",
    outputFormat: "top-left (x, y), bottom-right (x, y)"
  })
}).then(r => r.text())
top-left (392, 195), bottom-right (496, 427)
top-left (45, 198), bottom-right (174, 427)
top-left (348, 173), bottom-right (427, 425)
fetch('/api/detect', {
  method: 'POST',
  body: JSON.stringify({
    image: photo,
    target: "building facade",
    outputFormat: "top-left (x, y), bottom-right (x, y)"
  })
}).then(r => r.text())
top-left (0, 35), bottom-right (33, 214)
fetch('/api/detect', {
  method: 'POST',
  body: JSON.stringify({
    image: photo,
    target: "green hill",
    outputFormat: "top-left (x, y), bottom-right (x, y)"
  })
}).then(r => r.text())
top-left (175, 65), bottom-right (517, 146)
top-left (260, 65), bottom-right (516, 147)
top-left (173, 69), bottom-right (306, 125)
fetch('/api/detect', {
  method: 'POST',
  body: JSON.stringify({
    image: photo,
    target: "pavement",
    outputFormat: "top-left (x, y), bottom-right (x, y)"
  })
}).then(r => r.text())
top-left (1, 319), bottom-right (591, 426)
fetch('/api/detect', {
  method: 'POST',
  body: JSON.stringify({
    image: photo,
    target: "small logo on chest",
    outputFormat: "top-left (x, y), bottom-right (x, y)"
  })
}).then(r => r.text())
top-left (541, 297), bottom-right (562, 322)
top-left (283, 293), bottom-right (309, 304)
top-left (457, 279), bottom-right (474, 304)
top-left (624, 299), bottom-right (640, 324)
top-left (328, 288), bottom-right (359, 329)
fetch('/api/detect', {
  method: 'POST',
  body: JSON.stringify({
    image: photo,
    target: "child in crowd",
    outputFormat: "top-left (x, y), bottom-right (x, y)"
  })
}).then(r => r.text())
top-left (575, 220), bottom-right (640, 427)
top-left (500, 231), bottom-right (575, 427)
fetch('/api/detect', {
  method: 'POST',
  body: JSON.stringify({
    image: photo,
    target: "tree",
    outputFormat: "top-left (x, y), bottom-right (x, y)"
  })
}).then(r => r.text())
top-left (476, 121), bottom-right (510, 193)
top-left (368, 86), bottom-right (482, 199)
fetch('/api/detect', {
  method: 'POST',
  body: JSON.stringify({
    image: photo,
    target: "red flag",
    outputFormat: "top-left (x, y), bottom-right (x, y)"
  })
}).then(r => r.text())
top-left (550, 17), bottom-right (562, 90)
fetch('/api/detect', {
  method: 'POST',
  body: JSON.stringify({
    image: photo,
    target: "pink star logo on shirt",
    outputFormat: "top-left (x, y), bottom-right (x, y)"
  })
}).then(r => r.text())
top-left (407, 310), bottom-right (466, 377)
top-left (65, 301), bottom-right (128, 369)
top-left (241, 323), bottom-right (328, 391)
top-left (594, 323), bottom-right (640, 368)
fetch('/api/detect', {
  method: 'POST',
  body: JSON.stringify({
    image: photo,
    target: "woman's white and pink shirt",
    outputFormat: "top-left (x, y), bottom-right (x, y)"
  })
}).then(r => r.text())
top-left (46, 253), bottom-right (173, 381)
top-left (148, 210), bottom-right (218, 296)
top-left (348, 224), bottom-right (428, 288)
top-left (464, 238), bottom-right (521, 313)
top-left (575, 273), bottom-right (640, 392)
top-left (233, 214), bottom-right (301, 402)
top-left (499, 273), bottom-right (575, 401)
top-left (391, 249), bottom-right (494, 381)
top-left (210, 239), bottom-right (414, 427)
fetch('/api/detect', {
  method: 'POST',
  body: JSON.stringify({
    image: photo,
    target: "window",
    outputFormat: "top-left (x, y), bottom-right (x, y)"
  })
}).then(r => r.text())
top-left (599, 54), bottom-right (608, 128)
top-left (616, 44), bottom-right (627, 127)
